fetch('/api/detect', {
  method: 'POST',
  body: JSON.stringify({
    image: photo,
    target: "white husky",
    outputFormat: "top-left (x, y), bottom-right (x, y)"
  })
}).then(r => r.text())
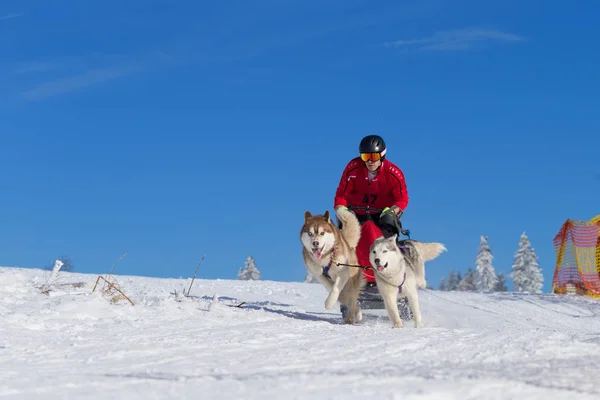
top-left (369, 235), bottom-right (446, 328)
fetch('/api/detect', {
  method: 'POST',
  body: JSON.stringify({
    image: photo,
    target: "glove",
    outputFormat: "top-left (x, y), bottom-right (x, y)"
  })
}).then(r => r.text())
top-left (380, 207), bottom-right (394, 217)
top-left (381, 207), bottom-right (403, 218)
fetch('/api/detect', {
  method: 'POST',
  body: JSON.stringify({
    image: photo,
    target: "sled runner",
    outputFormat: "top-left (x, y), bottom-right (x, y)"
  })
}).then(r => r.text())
top-left (339, 205), bottom-right (413, 319)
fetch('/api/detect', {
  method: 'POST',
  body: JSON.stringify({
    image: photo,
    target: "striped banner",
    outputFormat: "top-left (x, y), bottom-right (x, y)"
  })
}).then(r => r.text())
top-left (553, 216), bottom-right (600, 297)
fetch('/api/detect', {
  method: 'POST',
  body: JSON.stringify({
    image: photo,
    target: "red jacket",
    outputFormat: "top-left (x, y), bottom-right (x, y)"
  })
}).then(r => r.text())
top-left (334, 157), bottom-right (409, 214)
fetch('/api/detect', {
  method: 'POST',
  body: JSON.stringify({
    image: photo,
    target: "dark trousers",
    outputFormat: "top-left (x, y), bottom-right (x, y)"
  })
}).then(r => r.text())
top-left (354, 212), bottom-right (402, 239)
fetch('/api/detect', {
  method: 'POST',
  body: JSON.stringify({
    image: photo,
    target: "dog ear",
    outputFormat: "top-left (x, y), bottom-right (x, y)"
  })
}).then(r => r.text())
top-left (324, 210), bottom-right (330, 221)
top-left (390, 233), bottom-right (398, 242)
top-left (304, 211), bottom-right (312, 221)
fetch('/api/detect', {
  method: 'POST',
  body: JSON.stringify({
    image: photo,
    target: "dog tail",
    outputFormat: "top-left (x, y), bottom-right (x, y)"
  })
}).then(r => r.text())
top-left (336, 207), bottom-right (361, 249)
top-left (415, 242), bottom-right (447, 262)
top-left (409, 242), bottom-right (446, 289)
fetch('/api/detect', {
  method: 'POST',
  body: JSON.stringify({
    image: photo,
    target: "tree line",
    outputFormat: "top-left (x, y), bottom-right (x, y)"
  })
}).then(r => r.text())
top-left (439, 232), bottom-right (543, 293)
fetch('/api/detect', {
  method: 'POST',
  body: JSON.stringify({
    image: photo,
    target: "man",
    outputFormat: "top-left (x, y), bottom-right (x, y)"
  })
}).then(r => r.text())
top-left (334, 134), bottom-right (409, 238)
top-left (333, 134), bottom-right (412, 320)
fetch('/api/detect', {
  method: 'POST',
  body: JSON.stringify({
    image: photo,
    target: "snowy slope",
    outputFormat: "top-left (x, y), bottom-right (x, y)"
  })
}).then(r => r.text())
top-left (2, 266), bottom-right (600, 400)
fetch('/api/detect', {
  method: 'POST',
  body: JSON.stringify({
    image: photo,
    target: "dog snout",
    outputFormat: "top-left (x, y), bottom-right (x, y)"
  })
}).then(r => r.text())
top-left (312, 241), bottom-right (319, 247)
top-left (374, 258), bottom-right (380, 265)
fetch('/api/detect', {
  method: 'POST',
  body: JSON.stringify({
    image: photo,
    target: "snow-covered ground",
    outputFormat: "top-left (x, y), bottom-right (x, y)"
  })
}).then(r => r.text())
top-left (2, 266), bottom-right (600, 399)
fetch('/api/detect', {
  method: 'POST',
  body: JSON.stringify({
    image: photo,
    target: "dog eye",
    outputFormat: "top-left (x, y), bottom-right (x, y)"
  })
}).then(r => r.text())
top-left (320, 232), bottom-right (324, 236)
top-left (383, 250), bottom-right (387, 253)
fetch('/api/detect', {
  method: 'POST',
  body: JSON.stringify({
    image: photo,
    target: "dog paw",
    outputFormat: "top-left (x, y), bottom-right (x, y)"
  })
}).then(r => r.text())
top-left (355, 309), bottom-right (363, 323)
top-left (325, 296), bottom-right (337, 310)
top-left (392, 321), bottom-right (404, 328)
top-left (414, 320), bottom-right (424, 328)
top-left (343, 315), bottom-right (355, 324)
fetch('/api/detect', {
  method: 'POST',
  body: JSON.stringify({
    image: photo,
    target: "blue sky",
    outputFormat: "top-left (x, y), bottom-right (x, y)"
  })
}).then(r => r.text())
top-left (1, 0), bottom-right (599, 293)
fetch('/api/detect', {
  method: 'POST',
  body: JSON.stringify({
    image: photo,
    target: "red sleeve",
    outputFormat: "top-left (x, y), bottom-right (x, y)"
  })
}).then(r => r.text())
top-left (334, 159), bottom-right (360, 209)
top-left (387, 163), bottom-right (409, 211)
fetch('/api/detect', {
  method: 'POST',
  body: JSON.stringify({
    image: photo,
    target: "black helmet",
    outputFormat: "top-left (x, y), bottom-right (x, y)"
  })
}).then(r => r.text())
top-left (359, 134), bottom-right (386, 156)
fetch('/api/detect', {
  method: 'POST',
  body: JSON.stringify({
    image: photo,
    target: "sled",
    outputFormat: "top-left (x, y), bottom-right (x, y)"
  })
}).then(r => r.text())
top-left (342, 206), bottom-right (413, 319)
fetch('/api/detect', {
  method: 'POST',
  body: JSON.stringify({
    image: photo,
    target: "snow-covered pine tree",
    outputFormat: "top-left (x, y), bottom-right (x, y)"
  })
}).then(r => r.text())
top-left (494, 273), bottom-right (508, 292)
top-left (445, 270), bottom-right (459, 291)
top-left (457, 268), bottom-right (476, 291)
top-left (510, 232), bottom-right (543, 293)
top-left (455, 271), bottom-right (462, 289)
top-left (439, 276), bottom-right (447, 291)
top-left (474, 235), bottom-right (498, 291)
top-left (525, 240), bottom-right (544, 293)
top-left (237, 255), bottom-right (261, 280)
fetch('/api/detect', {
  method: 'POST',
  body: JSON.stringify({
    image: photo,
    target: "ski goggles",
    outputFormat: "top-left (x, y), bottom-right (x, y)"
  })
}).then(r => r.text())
top-left (360, 152), bottom-right (383, 162)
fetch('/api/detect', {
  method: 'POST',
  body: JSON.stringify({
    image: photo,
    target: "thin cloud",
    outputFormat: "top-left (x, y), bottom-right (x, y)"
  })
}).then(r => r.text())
top-left (18, 52), bottom-right (177, 101)
top-left (384, 28), bottom-right (525, 52)
top-left (19, 64), bottom-right (140, 101)
top-left (0, 13), bottom-right (23, 20)
top-left (14, 61), bottom-right (63, 74)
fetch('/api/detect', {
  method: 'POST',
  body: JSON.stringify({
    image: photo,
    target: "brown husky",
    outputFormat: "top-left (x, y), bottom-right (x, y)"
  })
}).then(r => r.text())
top-left (300, 208), bottom-right (365, 324)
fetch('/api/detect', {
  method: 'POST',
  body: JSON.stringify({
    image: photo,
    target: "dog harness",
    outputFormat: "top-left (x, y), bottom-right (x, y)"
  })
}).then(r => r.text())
top-left (398, 242), bottom-right (407, 255)
top-left (322, 247), bottom-right (335, 280)
top-left (397, 272), bottom-right (407, 293)
top-left (397, 242), bottom-right (407, 292)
